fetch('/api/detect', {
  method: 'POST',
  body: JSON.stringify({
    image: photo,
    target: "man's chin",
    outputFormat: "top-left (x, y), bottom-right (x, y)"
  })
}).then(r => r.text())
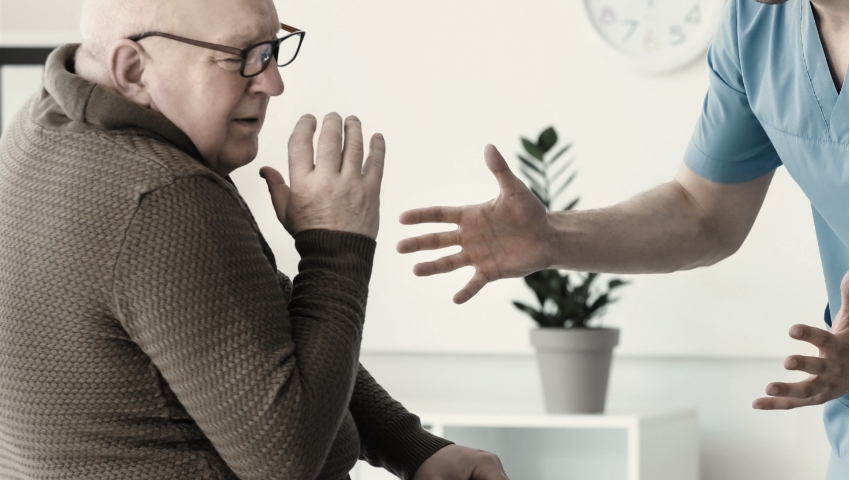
top-left (212, 143), bottom-right (260, 176)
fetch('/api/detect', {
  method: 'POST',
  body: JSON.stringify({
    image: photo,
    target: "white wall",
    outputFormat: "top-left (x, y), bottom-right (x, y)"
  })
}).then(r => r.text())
top-left (0, 0), bottom-right (835, 478)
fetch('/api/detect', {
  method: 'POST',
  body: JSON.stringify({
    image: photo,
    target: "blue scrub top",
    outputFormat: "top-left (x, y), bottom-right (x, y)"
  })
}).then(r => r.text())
top-left (683, 0), bottom-right (849, 474)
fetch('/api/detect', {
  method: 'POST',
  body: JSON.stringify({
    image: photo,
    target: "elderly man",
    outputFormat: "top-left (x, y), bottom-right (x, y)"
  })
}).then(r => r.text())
top-left (0, 0), bottom-right (509, 478)
top-left (399, 0), bottom-right (848, 477)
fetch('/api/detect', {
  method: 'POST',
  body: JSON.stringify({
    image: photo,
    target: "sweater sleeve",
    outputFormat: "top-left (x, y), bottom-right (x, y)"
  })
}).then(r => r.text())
top-left (112, 176), bottom-right (375, 479)
top-left (350, 366), bottom-right (454, 479)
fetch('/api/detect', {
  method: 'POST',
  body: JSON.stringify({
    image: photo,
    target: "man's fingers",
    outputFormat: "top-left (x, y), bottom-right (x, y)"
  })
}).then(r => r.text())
top-left (396, 231), bottom-right (458, 254)
top-left (764, 380), bottom-right (820, 400)
top-left (341, 116), bottom-right (364, 175)
top-left (484, 144), bottom-right (525, 194)
top-left (412, 252), bottom-right (470, 277)
top-left (789, 324), bottom-right (834, 349)
top-left (399, 207), bottom-right (463, 226)
top-left (363, 133), bottom-right (386, 185)
top-left (471, 467), bottom-right (510, 480)
top-left (315, 112), bottom-right (344, 173)
top-left (454, 271), bottom-right (489, 305)
top-left (785, 355), bottom-right (827, 375)
top-left (288, 114), bottom-right (317, 178)
top-left (752, 396), bottom-right (815, 410)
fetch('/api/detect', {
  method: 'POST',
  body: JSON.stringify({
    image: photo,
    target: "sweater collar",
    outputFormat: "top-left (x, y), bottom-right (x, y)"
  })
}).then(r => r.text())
top-left (43, 44), bottom-right (204, 163)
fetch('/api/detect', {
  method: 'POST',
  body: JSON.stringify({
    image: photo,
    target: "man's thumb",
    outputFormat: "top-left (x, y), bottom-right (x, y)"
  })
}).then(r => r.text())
top-left (259, 166), bottom-right (290, 220)
top-left (484, 144), bottom-right (522, 193)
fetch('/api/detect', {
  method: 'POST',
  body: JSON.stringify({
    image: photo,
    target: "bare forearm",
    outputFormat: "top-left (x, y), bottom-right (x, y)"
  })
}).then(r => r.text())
top-left (546, 180), bottom-right (737, 274)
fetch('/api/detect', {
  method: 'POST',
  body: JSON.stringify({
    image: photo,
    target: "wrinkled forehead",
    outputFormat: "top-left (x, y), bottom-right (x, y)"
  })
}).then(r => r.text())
top-left (166, 0), bottom-right (280, 46)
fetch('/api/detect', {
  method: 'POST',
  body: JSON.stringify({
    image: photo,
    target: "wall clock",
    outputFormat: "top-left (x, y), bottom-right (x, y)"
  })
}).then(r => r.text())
top-left (583, 0), bottom-right (727, 73)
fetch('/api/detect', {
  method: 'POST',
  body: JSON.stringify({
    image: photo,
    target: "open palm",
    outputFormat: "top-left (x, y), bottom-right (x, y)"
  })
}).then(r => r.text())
top-left (397, 145), bottom-right (553, 304)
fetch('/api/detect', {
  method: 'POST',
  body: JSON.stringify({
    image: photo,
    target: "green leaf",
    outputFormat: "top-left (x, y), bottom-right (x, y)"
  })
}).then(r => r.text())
top-left (549, 157), bottom-right (576, 184)
top-left (587, 294), bottom-right (609, 314)
top-left (562, 197), bottom-right (580, 211)
top-left (550, 171), bottom-right (578, 204)
top-left (517, 154), bottom-right (543, 175)
top-left (546, 143), bottom-right (572, 165)
top-left (537, 127), bottom-right (558, 153)
top-left (520, 166), bottom-right (546, 188)
top-left (524, 271), bottom-right (549, 306)
top-left (513, 301), bottom-right (545, 325)
top-left (529, 188), bottom-right (549, 209)
top-left (608, 279), bottom-right (629, 290)
top-left (577, 273), bottom-right (598, 302)
top-left (522, 138), bottom-right (545, 160)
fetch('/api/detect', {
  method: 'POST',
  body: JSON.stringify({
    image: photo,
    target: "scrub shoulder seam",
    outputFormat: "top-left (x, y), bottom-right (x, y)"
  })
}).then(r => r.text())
top-left (760, 121), bottom-right (849, 148)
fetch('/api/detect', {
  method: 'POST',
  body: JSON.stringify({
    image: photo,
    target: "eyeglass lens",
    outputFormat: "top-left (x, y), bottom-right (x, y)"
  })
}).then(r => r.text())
top-left (243, 34), bottom-right (302, 76)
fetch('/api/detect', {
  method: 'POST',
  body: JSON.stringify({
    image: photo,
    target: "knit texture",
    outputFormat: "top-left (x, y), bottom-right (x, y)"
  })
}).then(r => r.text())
top-left (0, 44), bottom-right (451, 479)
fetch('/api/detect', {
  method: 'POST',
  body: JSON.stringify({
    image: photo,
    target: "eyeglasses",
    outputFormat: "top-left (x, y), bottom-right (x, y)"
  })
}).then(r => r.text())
top-left (128, 22), bottom-right (305, 78)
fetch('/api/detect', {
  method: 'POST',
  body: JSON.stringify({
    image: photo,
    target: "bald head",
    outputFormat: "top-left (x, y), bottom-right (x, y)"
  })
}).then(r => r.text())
top-left (80, 0), bottom-right (163, 62)
top-left (75, 0), bottom-right (285, 177)
top-left (79, 0), bottom-right (279, 66)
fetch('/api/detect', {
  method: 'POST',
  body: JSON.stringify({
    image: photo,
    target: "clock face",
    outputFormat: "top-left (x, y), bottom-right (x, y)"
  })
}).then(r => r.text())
top-left (584, 0), bottom-right (727, 72)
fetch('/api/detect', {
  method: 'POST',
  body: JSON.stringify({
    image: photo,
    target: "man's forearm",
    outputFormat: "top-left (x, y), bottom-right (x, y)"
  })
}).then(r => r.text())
top-left (546, 180), bottom-right (742, 274)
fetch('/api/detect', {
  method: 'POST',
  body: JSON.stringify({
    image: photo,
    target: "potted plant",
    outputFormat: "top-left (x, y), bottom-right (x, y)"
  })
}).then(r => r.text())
top-left (513, 127), bottom-right (629, 414)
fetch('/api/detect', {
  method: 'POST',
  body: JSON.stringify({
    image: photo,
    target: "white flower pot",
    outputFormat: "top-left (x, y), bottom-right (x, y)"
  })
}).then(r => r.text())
top-left (529, 327), bottom-right (620, 414)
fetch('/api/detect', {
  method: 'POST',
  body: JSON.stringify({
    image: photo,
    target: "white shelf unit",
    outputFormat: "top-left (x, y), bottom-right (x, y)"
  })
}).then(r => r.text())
top-left (351, 410), bottom-right (698, 480)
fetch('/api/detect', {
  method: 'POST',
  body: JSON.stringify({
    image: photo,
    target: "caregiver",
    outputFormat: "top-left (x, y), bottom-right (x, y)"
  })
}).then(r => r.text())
top-left (398, 0), bottom-right (849, 477)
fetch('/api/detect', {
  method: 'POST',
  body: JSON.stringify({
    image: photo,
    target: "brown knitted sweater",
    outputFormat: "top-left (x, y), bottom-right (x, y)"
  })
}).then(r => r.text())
top-left (0, 45), bottom-right (451, 479)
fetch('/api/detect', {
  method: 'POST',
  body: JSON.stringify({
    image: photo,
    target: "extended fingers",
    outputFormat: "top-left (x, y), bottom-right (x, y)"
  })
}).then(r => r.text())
top-left (396, 231), bottom-right (458, 254)
top-left (288, 114), bottom-right (317, 178)
top-left (412, 252), bottom-right (470, 277)
top-left (341, 116), bottom-right (364, 175)
top-left (363, 133), bottom-right (386, 185)
top-left (763, 377), bottom-right (841, 406)
top-left (784, 355), bottom-right (826, 375)
top-left (789, 324), bottom-right (834, 350)
top-left (315, 112), bottom-right (344, 173)
top-left (454, 271), bottom-right (489, 305)
top-left (399, 206), bottom-right (462, 226)
top-left (752, 396), bottom-right (818, 410)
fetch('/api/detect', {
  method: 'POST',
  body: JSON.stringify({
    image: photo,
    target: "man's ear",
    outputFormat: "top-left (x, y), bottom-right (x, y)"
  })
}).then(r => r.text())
top-left (106, 39), bottom-right (152, 106)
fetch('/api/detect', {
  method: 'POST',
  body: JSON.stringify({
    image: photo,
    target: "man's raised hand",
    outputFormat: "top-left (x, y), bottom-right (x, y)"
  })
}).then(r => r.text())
top-left (396, 145), bottom-right (552, 304)
top-left (753, 272), bottom-right (849, 410)
top-left (261, 113), bottom-right (385, 239)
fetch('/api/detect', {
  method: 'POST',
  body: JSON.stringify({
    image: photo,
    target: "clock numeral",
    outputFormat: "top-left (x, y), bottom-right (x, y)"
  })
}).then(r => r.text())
top-left (643, 30), bottom-right (659, 51)
top-left (670, 25), bottom-right (686, 46)
top-left (622, 20), bottom-right (639, 42)
top-left (685, 5), bottom-right (701, 24)
top-left (600, 7), bottom-right (617, 25)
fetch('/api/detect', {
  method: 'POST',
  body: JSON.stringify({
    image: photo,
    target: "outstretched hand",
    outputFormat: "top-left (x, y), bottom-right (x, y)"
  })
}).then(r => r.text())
top-left (412, 445), bottom-right (509, 480)
top-left (753, 272), bottom-right (849, 410)
top-left (260, 113), bottom-right (385, 239)
top-left (396, 145), bottom-right (552, 304)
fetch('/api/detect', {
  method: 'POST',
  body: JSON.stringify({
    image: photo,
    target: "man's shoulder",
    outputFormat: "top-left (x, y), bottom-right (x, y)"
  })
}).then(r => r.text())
top-left (729, 0), bottom-right (798, 49)
top-left (18, 105), bottom-right (223, 196)
top-left (94, 127), bottom-right (220, 189)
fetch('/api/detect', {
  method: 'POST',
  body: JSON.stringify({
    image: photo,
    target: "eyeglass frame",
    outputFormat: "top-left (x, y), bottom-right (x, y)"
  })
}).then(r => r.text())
top-left (127, 22), bottom-right (305, 78)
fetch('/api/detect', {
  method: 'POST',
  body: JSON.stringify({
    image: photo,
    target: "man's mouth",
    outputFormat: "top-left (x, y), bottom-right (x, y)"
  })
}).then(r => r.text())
top-left (234, 117), bottom-right (262, 126)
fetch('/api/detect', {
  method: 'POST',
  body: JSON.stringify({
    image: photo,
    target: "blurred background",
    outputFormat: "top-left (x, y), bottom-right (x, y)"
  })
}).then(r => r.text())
top-left (0, 0), bottom-right (832, 478)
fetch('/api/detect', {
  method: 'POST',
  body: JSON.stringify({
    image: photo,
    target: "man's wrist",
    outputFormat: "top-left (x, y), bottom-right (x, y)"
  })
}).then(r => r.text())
top-left (545, 210), bottom-right (577, 271)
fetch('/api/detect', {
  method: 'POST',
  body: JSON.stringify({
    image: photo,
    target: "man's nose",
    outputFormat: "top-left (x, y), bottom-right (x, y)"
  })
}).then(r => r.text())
top-left (250, 63), bottom-right (285, 96)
